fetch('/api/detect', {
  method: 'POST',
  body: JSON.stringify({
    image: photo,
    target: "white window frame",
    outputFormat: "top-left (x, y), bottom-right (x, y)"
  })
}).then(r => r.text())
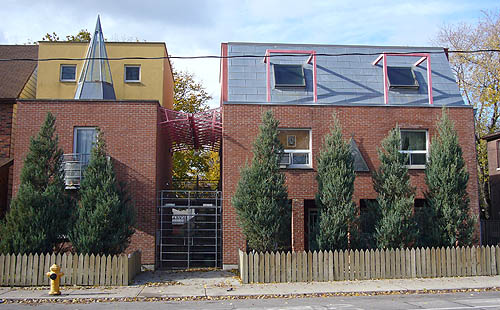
top-left (279, 128), bottom-right (312, 169)
top-left (124, 65), bottom-right (141, 83)
top-left (60, 64), bottom-right (77, 82)
top-left (400, 129), bottom-right (428, 169)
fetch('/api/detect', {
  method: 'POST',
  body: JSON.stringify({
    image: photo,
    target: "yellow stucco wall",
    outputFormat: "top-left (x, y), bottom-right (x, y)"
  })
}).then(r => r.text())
top-left (36, 42), bottom-right (173, 108)
top-left (18, 67), bottom-right (37, 99)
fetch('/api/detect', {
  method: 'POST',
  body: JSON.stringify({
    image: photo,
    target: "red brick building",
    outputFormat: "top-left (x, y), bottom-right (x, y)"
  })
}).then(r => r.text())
top-left (8, 20), bottom-right (174, 268)
top-left (12, 100), bottom-right (171, 266)
top-left (2, 38), bottom-right (480, 270)
top-left (219, 43), bottom-right (479, 268)
top-left (0, 45), bottom-right (38, 218)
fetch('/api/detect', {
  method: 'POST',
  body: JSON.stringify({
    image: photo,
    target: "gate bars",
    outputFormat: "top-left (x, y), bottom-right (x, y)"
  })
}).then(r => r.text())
top-left (157, 190), bottom-right (222, 269)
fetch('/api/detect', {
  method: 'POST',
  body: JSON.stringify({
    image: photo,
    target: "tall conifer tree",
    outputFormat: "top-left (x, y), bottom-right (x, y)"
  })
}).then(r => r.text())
top-left (232, 110), bottom-right (290, 252)
top-left (70, 130), bottom-right (135, 255)
top-left (372, 126), bottom-right (418, 249)
top-left (316, 115), bottom-right (358, 250)
top-left (424, 108), bottom-right (476, 246)
top-left (0, 112), bottom-right (71, 254)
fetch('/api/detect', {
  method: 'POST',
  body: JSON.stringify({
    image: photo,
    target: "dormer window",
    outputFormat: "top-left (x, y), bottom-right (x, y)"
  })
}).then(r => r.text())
top-left (387, 66), bottom-right (419, 89)
top-left (273, 64), bottom-right (306, 88)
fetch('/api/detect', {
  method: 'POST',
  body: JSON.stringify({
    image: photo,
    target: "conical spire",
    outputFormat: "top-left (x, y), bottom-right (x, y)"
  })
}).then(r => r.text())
top-left (74, 15), bottom-right (116, 100)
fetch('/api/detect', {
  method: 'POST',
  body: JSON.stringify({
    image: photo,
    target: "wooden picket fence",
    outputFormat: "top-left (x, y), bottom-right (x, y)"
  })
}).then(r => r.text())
top-left (0, 251), bottom-right (141, 286)
top-left (239, 246), bottom-right (500, 284)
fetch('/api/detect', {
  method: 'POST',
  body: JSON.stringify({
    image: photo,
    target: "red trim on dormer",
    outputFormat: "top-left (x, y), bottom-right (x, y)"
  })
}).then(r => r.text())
top-left (373, 53), bottom-right (433, 105)
top-left (263, 49), bottom-right (317, 103)
top-left (220, 43), bottom-right (228, 106)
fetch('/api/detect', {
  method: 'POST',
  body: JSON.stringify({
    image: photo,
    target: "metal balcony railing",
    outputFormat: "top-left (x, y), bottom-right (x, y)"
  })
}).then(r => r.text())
top-left (62, 153), bottom-right (90, 189)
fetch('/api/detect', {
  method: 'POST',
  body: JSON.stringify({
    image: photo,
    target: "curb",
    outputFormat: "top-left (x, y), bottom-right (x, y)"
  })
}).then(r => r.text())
top-left (2, 286), bottom-right (500, 304)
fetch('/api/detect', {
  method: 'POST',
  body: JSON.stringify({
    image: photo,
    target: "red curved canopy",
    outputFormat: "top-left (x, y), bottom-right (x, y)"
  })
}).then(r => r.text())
top-left (159, 107), bottom-right (222, 151)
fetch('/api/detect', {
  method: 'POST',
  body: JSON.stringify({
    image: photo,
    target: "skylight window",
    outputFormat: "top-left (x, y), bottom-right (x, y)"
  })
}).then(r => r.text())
top-left (273, 64), bottom-right (305, 88)
top-left (387, 66), bottom-right (419, 89)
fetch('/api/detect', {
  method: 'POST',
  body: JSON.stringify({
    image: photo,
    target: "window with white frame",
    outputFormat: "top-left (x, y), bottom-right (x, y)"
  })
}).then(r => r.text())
top-left (400, 129), bottom-right (428, 169)
top-left (124, 65), bottom-right (141, 82)
top-left (278, 129), bottom-right (311, 168)
top-left (60, 64), bottom-right (77, 82)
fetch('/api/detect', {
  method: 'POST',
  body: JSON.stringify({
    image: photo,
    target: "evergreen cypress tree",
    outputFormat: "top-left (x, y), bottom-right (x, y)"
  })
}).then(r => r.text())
top-left (316, 115), bottom-right (358, 250)
top-left (424, 108), bottom-right (476, 246)
top-left (0, 112), bottom-right (72, 254)
top-left (70, 130), bottom-right (135, 255)
top-left (232, 110), bottom-right (290, 252)
top-left (372, 125), bottom-right (418, 249)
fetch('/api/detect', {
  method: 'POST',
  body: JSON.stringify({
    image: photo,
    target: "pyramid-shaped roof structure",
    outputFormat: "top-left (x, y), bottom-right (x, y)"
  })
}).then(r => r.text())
top-left (74, 16), bottom-right (116, 100)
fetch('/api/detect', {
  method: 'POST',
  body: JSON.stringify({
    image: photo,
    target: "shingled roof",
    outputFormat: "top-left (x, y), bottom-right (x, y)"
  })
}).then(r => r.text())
top-left (0, 45), bottom-right (38, 99)
top-left (224, 42), bottom-right (463, 106)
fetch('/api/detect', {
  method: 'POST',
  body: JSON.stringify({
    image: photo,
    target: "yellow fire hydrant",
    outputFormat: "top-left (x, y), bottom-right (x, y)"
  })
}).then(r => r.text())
top-left (46, 264), bottom-right (64, 295)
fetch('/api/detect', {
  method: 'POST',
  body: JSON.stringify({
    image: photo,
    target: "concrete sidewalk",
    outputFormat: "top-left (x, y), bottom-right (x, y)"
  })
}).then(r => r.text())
top-left (0, 270), bottom-right (499, 302)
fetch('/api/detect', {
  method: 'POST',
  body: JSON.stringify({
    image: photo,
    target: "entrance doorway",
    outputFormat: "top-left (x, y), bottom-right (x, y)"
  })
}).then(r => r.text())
top-left (157, 190), bottom-right (222, 269)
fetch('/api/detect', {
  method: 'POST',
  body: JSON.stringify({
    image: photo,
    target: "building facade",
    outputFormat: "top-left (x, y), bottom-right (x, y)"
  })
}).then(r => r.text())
top-left (220, 42), bottom-right (479, 268)
top-left (10, 19), bottom-right (174, 267)
top-left (36, 41), bottom-right (173, 107)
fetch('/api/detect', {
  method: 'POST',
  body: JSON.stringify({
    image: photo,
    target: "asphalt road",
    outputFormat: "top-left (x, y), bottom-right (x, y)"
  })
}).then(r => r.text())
top-left (3, 291), bottom-right (500, 309)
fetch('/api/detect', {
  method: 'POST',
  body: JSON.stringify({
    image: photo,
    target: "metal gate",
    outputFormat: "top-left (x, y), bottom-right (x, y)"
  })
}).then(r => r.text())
top-left (157, 190), bottom-right (222, 269)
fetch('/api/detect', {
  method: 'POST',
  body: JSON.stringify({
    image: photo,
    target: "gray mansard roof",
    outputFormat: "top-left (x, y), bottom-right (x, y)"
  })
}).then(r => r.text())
top-left (224, 42), bottom-right (465, 106)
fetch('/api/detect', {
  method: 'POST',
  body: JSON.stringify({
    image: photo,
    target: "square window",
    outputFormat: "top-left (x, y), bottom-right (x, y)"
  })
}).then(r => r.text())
top-left (125, 65), bottom-right (141, 82)
top-left (60, 65), bottom-right (76, 82)
top-left (278, 129), bottom-right (311, 168)
top-left (400, 130), bottom-right (428, 169)
top-left (273, 64), bottom-right (305, 88)
top-left (387, 66), bottom-right (419, 89)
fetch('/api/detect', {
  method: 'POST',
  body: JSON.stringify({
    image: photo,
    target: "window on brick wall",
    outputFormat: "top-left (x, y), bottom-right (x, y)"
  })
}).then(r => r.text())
top-left (278, 129), bottom-right (311, 168)
top-left (74, 127), bottom-right (97, 165)
top-left (400, 129), bottom-right (428, 169)
top-left (63, 127), bottom-right (97, 189)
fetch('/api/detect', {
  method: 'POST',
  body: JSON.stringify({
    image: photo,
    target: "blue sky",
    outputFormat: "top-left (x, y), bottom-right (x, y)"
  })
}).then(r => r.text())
top-left (0, 0), bottom-right (497, 107)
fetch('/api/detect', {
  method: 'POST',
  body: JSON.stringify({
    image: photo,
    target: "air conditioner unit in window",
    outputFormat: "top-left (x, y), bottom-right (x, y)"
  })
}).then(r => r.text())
top-left (279, 153), bottom-right (291, 168)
